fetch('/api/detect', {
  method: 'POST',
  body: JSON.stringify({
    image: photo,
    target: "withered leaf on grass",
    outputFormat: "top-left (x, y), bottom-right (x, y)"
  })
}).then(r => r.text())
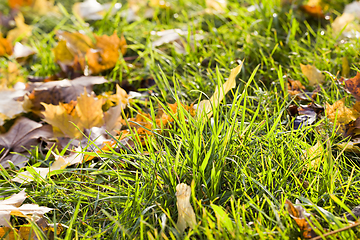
top-left (13, 149), bottom-right (84, 183)
top-left (42, 89), bottom-right (104, 139)
top-left (285, 199), bottom-right (318, 239)
top-left (341, 72), bottom-right (360, 101)
top-left (53, 30), bottom-right (127, 75)
top-left (288, 103), bottom-right (324, 130)
top-left (326, 99), bottom-right (360, 125)
top-left (0, 190), bottom-right (52, 227)
top-left (6, 13), bottom-right (33, 43)
top-left (300, 64), bottom-right (325, 86)
top-left (24, 76), bottom-right (107, 113)
top-left (72, 0), bottom-right (122, 21)
top-left (0, 87), bottom-right (26, 125)
top-left (0, 117), bottom-right (53, 168)
top-left (176, 183), bottom-right (196, 234)
top-left (0, 35), bottom-right (12, 56)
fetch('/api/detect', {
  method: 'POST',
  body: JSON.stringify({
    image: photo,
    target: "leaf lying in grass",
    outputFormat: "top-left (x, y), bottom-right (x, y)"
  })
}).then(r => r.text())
top-left (285, 199), bottom-right (317, 239)
top-left (12, 42), bottom-right (36, 61)
top-left (300, 64), bottom-right (325, 86)
top-left (73, 0), bottom-right (122, 21)
top-left (42, 89), bottom-right (103, 138)
top-left (206, 0), bottom-right (227, 12)
top-left (54, 30), bottom-right (126, 75)
top-left (175, 183), bottom-right (196, 233)
top-left (6, 13), bottom-right (33, 43)
top-left (0, 62), bottom-right (26, 88)
top-left (303, 141), bottom-right (324, 169)
top-left (0, 117), bottom-right (53, 168)
top-left (288, 103), bottom-right (324, 130)
top-left (341, 72), bottom-right (360, 101)
top-left (196, 63), bottom-right (242, 120)
top-left (13, 149), bottom-right (84, 183)
top-left (0, 35), bottom-right (12, 56)
top-left (24, 76), bottom-right (107, 113)
top-left (326, 99), bottom-right (360, 124)
top-left (0, 87), bottom-right (26, 126)
top-left (0, 190), bottom-right (52, 227)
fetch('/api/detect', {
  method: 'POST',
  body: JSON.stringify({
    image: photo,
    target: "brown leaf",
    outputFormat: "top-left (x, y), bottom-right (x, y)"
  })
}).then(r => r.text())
top-left (300, 64), bottom-right (325, 86)
top-left (0, 117), bottom-right (53, 168)
top-left (285, 199), bottom-right (317, 239)
top-left (24, 76), bottom-right (107, 113)
top-left (343, 72), bottom-right (360, 101)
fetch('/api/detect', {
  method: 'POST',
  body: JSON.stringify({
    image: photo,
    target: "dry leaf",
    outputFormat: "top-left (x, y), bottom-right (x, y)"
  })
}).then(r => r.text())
top-left (206, 0), bottom-right (227, 12)
top-left (25, 76), bottom-right (107, 113)
top-left (175, 183), bottom-right (196, 233)
top-left (326, 99), bottom-right (360, 125)
top-left (6, 13), bottom-right (33, 43)
top-left (72, 0), bottom-right (121, 21)
top-left (75, 89), bottom-right (104, 129)
top-left (285, 199), bottom-right (317, 239)
top-left (331, 1), bottom-right (360, 38)
top-left (196, 63), bottom-right (242, 120)
top-left (86, 32), bottom-right (127, 74)
top-left (0, 62), bottom-right (25, 88)
top-left (0, 117), bottom-right (53, 168)
top-left (0, 87), bottom-right (26, 125)
top-left (0, 190), bottom-right (52, 227)
top-left (13, 149), bottom-right (83, 183)
top-left (300, 64), bottom-right (325, 86)
top-left (0, 35), bottom-right (12, 56)
top-left (342, 72), bottom-right (360, 101)
top-left (303, 141), bottom-right (324, 169)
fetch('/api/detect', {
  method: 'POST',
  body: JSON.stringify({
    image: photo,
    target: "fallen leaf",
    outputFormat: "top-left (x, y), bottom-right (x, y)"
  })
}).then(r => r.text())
top-left (206, 0), bottom-right (227, 12)
top-left (86, 31), bottom-right (127, 74)
top-left (13, 149), bottom-right (83, 183)
top-left (42, 89), bottom-right (105, 138)
top-left (300, 5), bottom-right (324, 18)
top-left (303, 141), bottom-right (324, 169)
top-left (0, 190), bottom-right (52, 227)
top-left (288, 79), bottom-right (306, 96)
top-left (72, 0), bottom-right (122, 21)
top-left (175, 183), bottom-right (196, 233)
top-left (0, 62), bottom-right (25, 88)
top-left (300, 64), bottom-right (325, 86)
top-left (288, 103), bottom-right (324, 130)
top-left (6, 13), bottom-right (33, 43)
top-left (8, 0), bottom-right (33, 8)
top-left (285, 199), bottom-right (317, 239)
top-left (0, 87), bottom-right (26, 126)
top-left (342, 72), bottom-right (360, 101)
top-left (0, 35), bottom-right (12, 56)
top-left (0, 117), bottom-right (53, 168)
top-left (75, 89), bottom-right (104, 129)
top-left (196, 63), bottom-right (242, 120)
top-left (24, 76), bottom-right (107, 113)
top-left (326, 99), bottom-right (360, 125)
top-left (342, 57), bottom-right (350, 78)
top-left (12, 42), bottom-right (35, 61)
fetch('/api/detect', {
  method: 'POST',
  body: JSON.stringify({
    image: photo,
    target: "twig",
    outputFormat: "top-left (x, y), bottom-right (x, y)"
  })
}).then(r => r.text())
top-left (310, 221), bottom-right (360, 240)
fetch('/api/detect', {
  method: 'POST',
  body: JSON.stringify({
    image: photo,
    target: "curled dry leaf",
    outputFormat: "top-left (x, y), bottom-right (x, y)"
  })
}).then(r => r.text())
top-left (342, 72), bottom-right (360, 101)
top-left (0, 190), bottom-right (52, 227)
top-left (72, 0), bottom-right (122, 21)
top-left (300, 64), bottom-right (325, 86)
top-left (285, 199), bottom-right (317, 239)
top-left (0, 117), bottom-right (53, 168)
top-left (196, 63), bottom-right (242, 120)
top-left (13, 148), bottom-right (84, 183)
top-left (175, 183), bottom-right (196, 233)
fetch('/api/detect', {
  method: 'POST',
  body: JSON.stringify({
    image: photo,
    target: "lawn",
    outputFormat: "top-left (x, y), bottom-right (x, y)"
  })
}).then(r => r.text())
top-left (1, 0), bottom-right (360, 239)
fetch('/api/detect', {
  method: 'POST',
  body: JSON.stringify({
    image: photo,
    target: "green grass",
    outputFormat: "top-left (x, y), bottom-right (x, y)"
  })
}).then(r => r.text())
top-left (1, 0), bottom-right (360, 239)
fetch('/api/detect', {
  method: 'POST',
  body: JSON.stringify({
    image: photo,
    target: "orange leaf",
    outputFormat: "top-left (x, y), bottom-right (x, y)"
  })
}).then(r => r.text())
top-left (8, 0), bottom-right (33, 8)
top-left (0, 36), bottom-right (13, 57)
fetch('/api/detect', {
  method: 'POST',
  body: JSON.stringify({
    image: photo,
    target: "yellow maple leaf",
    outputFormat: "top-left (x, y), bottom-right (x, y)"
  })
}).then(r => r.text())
top-left (75, 89), bottom-right (104, 129)
top-left (6, 13), bottom-right (33, 43)
top-left (326, 99), bottom-right (360, 125)
top-left (42, 102), bottom-right (82, 139)
top-left (300, 64), bottom-right (325, 86)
